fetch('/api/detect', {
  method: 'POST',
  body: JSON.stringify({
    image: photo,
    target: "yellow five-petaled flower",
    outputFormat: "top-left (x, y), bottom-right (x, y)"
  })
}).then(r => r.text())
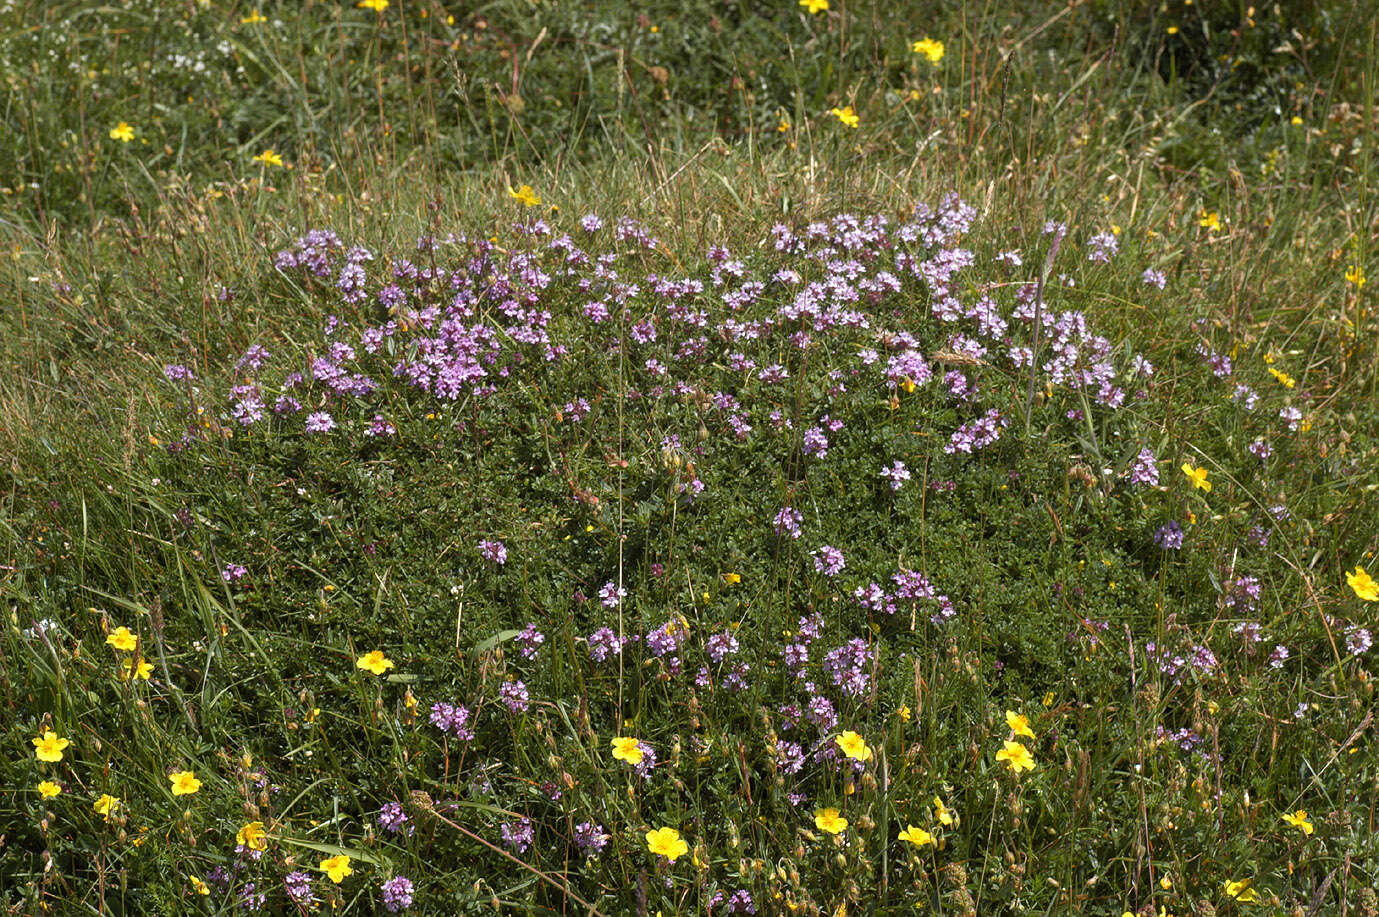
top-left (1005, 710), bottom-right (1035, 740)
top-left (120, 657), bottom-right (154, 681)
top-left (1224, 879), bottom-right (1260, 903)
top-left (237, 820), bottom-right (269, 851)
top-left (799, 0), bottom-right (829, 14)
top-left (38, 780), bottom-right (63, 798)
top-left (1198, 210), bottom-right (1221, 231)
top-left (106, 626), bottom-right (138, 651)
top-left (814, 807), bottom-right (848, 834)
top-left (358, 0), bottom-right (389, 10)
top-left (253, 150), bottom-right (284, 167)
top-left (508, 184), bottom-right (541, 207)
top-left (996, 739), bottom-right (1036, 773)
top-left (1282, 809), bottom-right (1314, 835)
top-left (934, 796), bottom-right (955, 826)
top-left (829, 106), bottom-right (859, 128)
top-left (320, 854), bottom-right (353, 883)
top-left (94, 794), bottom-right (119, 819)
top-left (1268, 367), bottom-right (1296, 388)
top-left (835, 730), bottom-right (873, 762)
top-left (645, 826), bottom-right (689, 861)
top-left (109, 122), bottom-right (135, 143)
top-left (1181, 462), bottom-right (1211, 492)
top-left (911, 38), bottom-right (945, 63)
top-left (33, 730), bottom-right (70, 763)
top-left (356, 650), bottom-right (394, 675)
top-left (1347, 566), bottom-right (1378, 602)
top-left (898, 824), bottom-right (934, 847)
top-left (611, 737), bottom-right (645, 765)
top-left (170, 770), bottom-right (202, 796)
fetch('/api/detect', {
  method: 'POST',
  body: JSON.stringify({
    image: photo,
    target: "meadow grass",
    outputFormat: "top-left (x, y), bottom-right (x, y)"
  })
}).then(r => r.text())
top-left (3, 2), bottom-right (1379, 915)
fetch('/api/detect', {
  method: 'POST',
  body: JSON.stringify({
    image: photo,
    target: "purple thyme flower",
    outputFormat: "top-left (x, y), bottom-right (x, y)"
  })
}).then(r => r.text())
top-left (284, 871), bottom-right (315, 905)
top-left (812, 545), bottom-right (846, 577)
top-left (706, 630), bottom-right (740, 663)
top-left (477, 540), bottom-right (507, 564)
top-left (1154, 522), bottom-right (1184, 550)
top-left (238, 883), bottom-right (266, 911)
top-left (499, 679), bottom-right (530, 713)
top-left (774, 506), bottom-right (804, 539)
top-left (598, 582), bottom-right (626, 608)
top-left (381, 876), bottom-right (415, 913)
top-left (823, 638), bottom-right (873, 697)
top-left (586, 627), bottom-right (624, 662)
top-left (574, 821), bottom-right (609, 858)
top-left (1142, 268), bottom-right (1167, 289)
top-left (221, 563), bottom-right (247, 582)
top-left (304, 411), bottom-right (336, 434)
top-left (880, 460), bottom-right (910, 491)
top-left (516, 623), bottom-right (545, 659)
top-left (1130, 446), bottom-right (1160, 486)
top-left (428, 702), bottom-right (475, 740)
top-left (377, 801), bottom-right (414, 835)
top-left (501, 817), bottom-right (534, 853)
top-left (1086, 232), bottom-right (1119, 264)
top-left (1346, 626), bottom-right (1373, 657)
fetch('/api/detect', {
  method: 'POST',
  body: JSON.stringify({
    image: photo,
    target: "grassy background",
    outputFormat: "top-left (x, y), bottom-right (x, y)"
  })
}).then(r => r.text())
top-left (3, 0), bottom-right (1379, 914)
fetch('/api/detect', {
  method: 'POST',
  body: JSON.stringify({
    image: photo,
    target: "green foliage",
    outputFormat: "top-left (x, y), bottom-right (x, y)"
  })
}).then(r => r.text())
top-left (2, 0), bottom-right (1378, 914)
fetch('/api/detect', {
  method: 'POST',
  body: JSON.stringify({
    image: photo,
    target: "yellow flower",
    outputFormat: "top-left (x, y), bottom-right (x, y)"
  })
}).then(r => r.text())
top-left (169, 770), bottom-right (202, 796)
top-left (119, 657), bottom-right (154, 681)
top-left (911, 38), bottom-right (945, 63)
top-left (1348, 566), bottom-right (1379, 601)
top-left (1345, 264), bottom-right (1366, 288)
top-left (934, 796), bottom-right (955, 826)
top-left (814, 807), bottom-right (848, 834)
top-left (1005, 710), bottom-right (1035, 740)
top-left (241, 10), bottom-right (266, 23)
top-left (835, 731), bottom-right (872, 762)
top-left (237, 820), bottom-right (269, 851)
top-left (1268, 367), bottom-right (1296, 388)
top-left (106, 626), bottom-right (138, 651)
top-left (33, 730), bottom-right (70, 763)
top-left (508, 184), bottom-right (541, 207)
top-left (1282, 809), bottom-right (1314, 835)
top-left (829, 106), bottom-right (859, 128)
top-left (93, 794), bottom-right (119, 819)
top-left (253, 150), bottom-right (284, 167)
top-left (1198, 210), bottom-right (1221, 231)
top-left (894, 704), bottom-right (911, 722)
top-left (109, 122), bottom-right (135, 142)
top-left (190, 876), bottom-right (210, 896)
top-left (1041, 691), bottom-right (1054, 707)
top-left (995, 739), bottom-right (1036, 773)
top-left (722, 572), bottom-right (741, 585)
top-left (1290, 115), bottom-right (1303, 125)
top-left (1166, 25), bottom-right (1179, 35)
top-left (1224, 879), bottom-right (1260, 903)
top-left (320, 854), bottom-right (353, 883)
top-left (356, 650), bottom-right (394, 675)
top-left (898, 825), bottom-right (934, 847)
top-left (1180, 462), bottom-right (1211, 492)
top-left (799, 0), bottom-right (829, 14)
top-left (611, 737), bottom-right (645, 765)
top-left (646, 826), bottom-right (689, 861)
top-left (38, 780), bottom-right (62, 798)
top-left (358, 0), bottom-right (389, 9)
